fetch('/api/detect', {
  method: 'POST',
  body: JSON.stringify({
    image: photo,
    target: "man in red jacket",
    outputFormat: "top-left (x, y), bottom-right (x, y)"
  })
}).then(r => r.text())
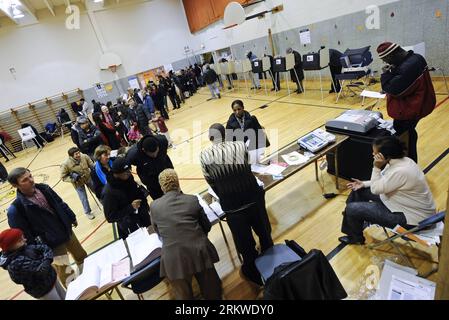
top-left (377, 42), bottom-right (436, 163)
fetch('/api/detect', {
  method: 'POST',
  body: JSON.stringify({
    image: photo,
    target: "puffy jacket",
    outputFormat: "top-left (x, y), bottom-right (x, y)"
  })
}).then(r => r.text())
top-left (102, 175), bottom-right (151, 239)
top-left (126, 135), bottom-right (174, 200)
top-left (76, 125), bottom-right (102, 156)
top-left (381, 52), bottom-right (436, 120)
top-left (203, 68), bottom-right (218, 85)
top-left (60, 153), bottom-right (94, 188)
top-left (135, 104), bottom-right (152, 136)
top-left (0, 244), bottom-right (57, 299)
top-left (7, 184), bottom-right (77, 249)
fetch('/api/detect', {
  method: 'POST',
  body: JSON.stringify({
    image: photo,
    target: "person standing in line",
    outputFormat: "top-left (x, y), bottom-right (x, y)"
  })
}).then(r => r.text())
top-left (126, 135), bottom-right (174, 200)
top-left (203, 65), bottom-right (221, 99)
top-left (60, 147), bottom-right (96, 220)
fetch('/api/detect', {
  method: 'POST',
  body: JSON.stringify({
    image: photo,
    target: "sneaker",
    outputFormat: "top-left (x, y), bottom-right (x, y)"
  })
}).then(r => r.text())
top-left (86, 213), bottom-right (95, 220)
top-left (217, 93), bottom-right (221, 99)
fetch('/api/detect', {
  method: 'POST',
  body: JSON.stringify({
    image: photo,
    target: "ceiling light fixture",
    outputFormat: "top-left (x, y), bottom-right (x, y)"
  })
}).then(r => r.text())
top-left (11, 4), bottom-right (24, 19)
top-left (93, 0), bottom-right (104, 3)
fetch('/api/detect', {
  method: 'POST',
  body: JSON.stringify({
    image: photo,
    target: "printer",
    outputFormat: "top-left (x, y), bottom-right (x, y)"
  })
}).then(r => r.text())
top-left (325, 109), bottom-right (382, 134)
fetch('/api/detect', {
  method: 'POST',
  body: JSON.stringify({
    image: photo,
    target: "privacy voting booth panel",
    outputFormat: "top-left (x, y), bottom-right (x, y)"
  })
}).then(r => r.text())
top-left (273, 53), bottom-right (295, 72)
top-left (242, 59), bottom-right (252, 73)
top-left (220, 62), bottom-right (235, 75)
top-left (234, 60), bottom-right (244, 73)
top-left (262, 56), bottom-right (271, 72)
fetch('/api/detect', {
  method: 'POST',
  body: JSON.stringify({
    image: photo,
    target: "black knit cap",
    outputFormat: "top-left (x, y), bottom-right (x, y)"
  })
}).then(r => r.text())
top-left (111, 157), bottom-right (130, 173)
top-left (142, 136), bottom-right (158, 152)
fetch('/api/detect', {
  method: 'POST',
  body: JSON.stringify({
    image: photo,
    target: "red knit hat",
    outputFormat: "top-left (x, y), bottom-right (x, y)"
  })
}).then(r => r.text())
top-left (377, 42), bottom-right (400, 59)
top-left (0, 229), bottom-right (24, 252)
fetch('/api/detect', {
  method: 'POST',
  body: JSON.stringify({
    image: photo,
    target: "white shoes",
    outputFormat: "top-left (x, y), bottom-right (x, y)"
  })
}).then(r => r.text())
top-left (86, 212), bottom-right (95, 220)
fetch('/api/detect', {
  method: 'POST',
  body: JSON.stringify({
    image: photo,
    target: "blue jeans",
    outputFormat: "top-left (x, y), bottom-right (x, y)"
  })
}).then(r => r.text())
top-left (341, 188), bottom-right (408, 240)
top-left (207, 83), bottom-right (220, 98)
top-left (75, 183), bottom-right (92, 215)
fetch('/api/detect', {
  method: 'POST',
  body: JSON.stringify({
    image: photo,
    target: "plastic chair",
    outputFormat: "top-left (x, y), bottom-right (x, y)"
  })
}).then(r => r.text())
top-left (368, 211), bottom-right (446, 269)
top-left (255, 243), bottom-right (302, 284)
top-left (121, 257), bottom-right (163, 300)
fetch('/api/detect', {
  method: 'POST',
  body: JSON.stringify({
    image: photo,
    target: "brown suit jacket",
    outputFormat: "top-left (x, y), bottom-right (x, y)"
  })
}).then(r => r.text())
top-left (150, 191), bottom-right (219, 280)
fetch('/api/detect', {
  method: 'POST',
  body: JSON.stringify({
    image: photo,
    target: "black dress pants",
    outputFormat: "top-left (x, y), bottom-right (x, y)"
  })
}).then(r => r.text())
top-left (393, 119), bottom-right (419, 163)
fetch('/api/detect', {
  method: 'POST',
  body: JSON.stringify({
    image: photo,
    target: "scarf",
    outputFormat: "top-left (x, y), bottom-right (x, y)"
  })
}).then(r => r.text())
top-left (95, 160), bottom-right (112, 185)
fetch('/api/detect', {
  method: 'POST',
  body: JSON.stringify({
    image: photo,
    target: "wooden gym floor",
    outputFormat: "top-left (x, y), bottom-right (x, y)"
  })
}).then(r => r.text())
top-left (1, 78), bottom-right (448, 300)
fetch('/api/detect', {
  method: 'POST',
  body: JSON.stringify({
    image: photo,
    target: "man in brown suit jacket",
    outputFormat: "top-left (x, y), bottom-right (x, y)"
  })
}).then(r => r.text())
top-left (150, 169), bottom-right (222, 300)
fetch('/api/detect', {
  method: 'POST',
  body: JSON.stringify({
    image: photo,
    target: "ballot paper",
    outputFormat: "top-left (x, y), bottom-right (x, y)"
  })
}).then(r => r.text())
top-left (263, 164), bottom-right (287, 176)
top-left (361, 90), bottom-right (386, 99)
top-left (208, 187), bottom-right (219, 200)
top-left (197, 194), bottom-right (220, 223)
top-left (281, 151), bottom-right (309, 166)
top-left (251, 164), bottom-right (268, 174)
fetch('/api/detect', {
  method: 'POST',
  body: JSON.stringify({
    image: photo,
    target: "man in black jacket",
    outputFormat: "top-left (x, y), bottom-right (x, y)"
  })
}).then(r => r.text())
top-left (204, 65), bottom-right (221, 99)
top-left (6, 167), bottom-right (87, 288)
top-left (75, 116), bottom-right (102, 159)
top-left (126, 135), bottom-right (174, 200)
top-left (102, 158), bottom-right (151, 239)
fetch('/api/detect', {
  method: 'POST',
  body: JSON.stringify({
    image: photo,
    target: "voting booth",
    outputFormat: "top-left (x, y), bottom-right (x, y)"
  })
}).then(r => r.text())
top-left (272, 53), bottom-right (297, 95)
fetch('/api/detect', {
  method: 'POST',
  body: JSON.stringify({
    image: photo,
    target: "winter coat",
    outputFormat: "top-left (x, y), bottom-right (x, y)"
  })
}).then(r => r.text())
top-left (76, 125), bottom-right (102, 157)
top-left (226, 111), bottom-right (270, 151)
top-left (0, 244), bottom-right (57, 298)
top-left (135, 104), bottom-right (152, 136)
top-left (7, 184), bottom-right (77, 249)
top-left (150, 191), bottom-right (219, 280)
top-left (97, 121), bottom-right (121, 150)
top-left (60, 153), bottom-right (94, 188)
top-left (125, 135), bottom-right (174, 200)
top-left (203, 68), bottom-right (218, 85)
top-left (102, 175), bottom-right (151, 239)
top-left (381, 52), bottom-right (436, 121)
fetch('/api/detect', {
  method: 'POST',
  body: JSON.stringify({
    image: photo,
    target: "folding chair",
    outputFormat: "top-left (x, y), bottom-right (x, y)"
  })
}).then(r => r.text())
top-left (368, 211), bottom-right (446, 269)
top-left (255, 242), bottom-right (303, 284)
top-left (121, 257), bottom-right (162, 300)
top-left (335, 46), bottom-right (374, 103)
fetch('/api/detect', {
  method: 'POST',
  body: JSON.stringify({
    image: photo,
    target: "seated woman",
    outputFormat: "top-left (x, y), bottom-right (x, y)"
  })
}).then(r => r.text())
top-left (339, 136), bottom-right (436, 245)
top-left (226, 100), bottom-right (270, 152)
top-left (90, 145), bottom-right (113, 200)
top-left (150, 169), bottom-right (222, 300)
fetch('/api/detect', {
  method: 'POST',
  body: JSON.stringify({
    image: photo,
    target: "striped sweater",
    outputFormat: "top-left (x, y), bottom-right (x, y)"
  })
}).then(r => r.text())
top-left (200, 141), bottom-right (262, 212)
